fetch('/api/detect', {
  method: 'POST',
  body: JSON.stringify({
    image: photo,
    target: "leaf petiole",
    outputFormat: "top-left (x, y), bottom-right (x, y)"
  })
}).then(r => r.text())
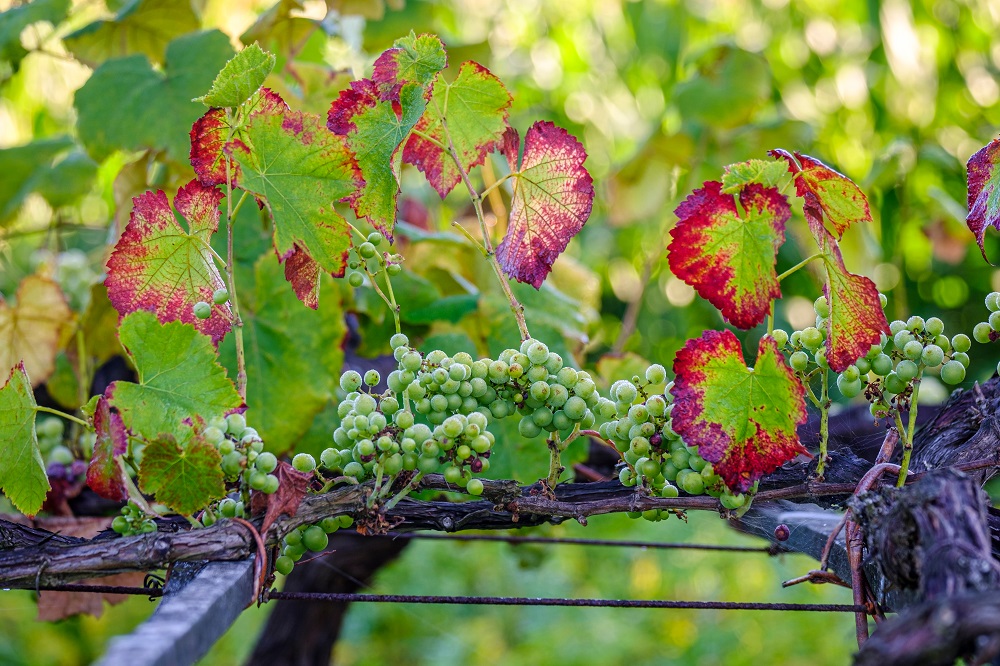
top-left (34, 405), bottom-right (89, 428)
top-left (479, 173), bottom-right (514, 200)
top-left (777, 252), bottom-right (824, 282)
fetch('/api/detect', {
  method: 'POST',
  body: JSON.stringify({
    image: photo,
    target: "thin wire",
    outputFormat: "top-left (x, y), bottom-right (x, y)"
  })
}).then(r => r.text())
top-left (269, 590), bottom-right (866, 613)
top-left (33, 584), bottom-right (163, 597)
top-left (383, 532), bottom-right (786, 554)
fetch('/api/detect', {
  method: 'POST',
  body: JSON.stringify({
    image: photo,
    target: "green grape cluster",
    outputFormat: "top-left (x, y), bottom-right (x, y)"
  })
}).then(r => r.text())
top-left (973, 291), bottom-right (1000, 372)
top-left (345, 231), bottom-right (402, 287)
top-left (275, 515), bottom-right (354, 576)
top-left (596, 368), bottom-right (743, 516)
top-left (111, 501), bottom-right (157, 536)
top-left (202, 496), bottom-right (247, 526)
top-left (205, 413), bottom-right (276, 494)
top-left (37, 417), bottom-right (73, 466)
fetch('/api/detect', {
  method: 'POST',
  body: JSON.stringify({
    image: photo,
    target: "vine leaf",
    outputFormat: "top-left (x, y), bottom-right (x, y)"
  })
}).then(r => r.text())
top-left (403, 61), bottom-right (512, 198)
top-left (194, 43), bottom-right (276, 109)
top-left (228, 108), bottom-right (363, 307)
top-left (0, 363), bottom-right (49, 516)
top-left (251, 460), bottom-right (313, 536)
top-left (106, 311), bottom-right (242, 441)
top-left (63, 0), bottom-right (199, 67)
top-left (0, 0), bottom-right (70, 73)
top-left (139, 426), bottom-right (225, 516)
top-left (190, 88), bottom-right (287, 188)
top-left (721, 158), bottom-right (787, 194)
top-left (496, 122), bottom-right (594, 289)
top-left (328, 34), bottom-right (446, 239)
top-left (771, 149), bottom-right (872, 239)
top-left (0, 275), bottom-right (73, 386)
top-left (667, 181), bottom-right (790, 329)
top-left (86, 397), bottom-right (128, 502)
top-left (671, 331), bottom-right (808, 493)
top-left (966, 137), bottom-right (1000, 262)
top-left (105, 180), bottom-right (233, 344)
top-left (804, 202), bottom-right (889, 372)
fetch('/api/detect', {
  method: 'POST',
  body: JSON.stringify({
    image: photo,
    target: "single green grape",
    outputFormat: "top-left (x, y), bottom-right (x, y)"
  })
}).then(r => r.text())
top-left (340, 371), bottom-right (363, 392)
top-left (974, 322), bottom-right (993, 344)
top-left (837, 374), bottom-right (863, 398)
top-left (348, 272), bottom-right (364, 288)
top-left (364, 369), bottom-right (380, 387)
top-left (770, 329), bottom-right (789, 348)
top-left (302, 525), bottom-right (329, 552)
top-left (990, 310), bottom-right (1000, 331)
top-left (895, 359), bottom-right (918, 382)
top-left (274, 555), bottom-right (294, 576)
top-left (800, 327), bottom-right (824, 350)
top-left (262, 474), bottom-right (280, 494)
top-left (871, 354), bottom-right (893, 376)
top-left (645, 364), bottom-right (667, 385)
top-left (987, 291), bottom-right (1000, 312)
top-left (255, 452), bottom-right (278, 474)
top-left (193, 301), bottom-right (212, 319)
top-left (925, 317), bottom-right (944, 337)
top-left (292, 453), bottom-right (316, 472)
top-left (941, 360), bottom-right (966, 385)
top-left (952, 334), bottom-right (972, 353)
top-left (467, 478), bottom-right (484, 496)
top-left (921, 344), bottom-right (944, 367)
top-left (906, 315), bottom-right (925, 333)
top-left (212, 287), bottom-right (229, 305)
top-left (789, 351), bottom-right (809, 372)
top-left (813, 296), bottom-right (830, 318)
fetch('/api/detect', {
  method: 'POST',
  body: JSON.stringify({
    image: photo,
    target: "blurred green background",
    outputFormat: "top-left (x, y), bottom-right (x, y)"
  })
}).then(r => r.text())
top-left (2, 0), bottom-right (1000, 663)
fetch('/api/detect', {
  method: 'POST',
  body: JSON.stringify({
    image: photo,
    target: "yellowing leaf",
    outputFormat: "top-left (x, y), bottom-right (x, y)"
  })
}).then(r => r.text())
top-left (0, 275), bottom-right (73, 386)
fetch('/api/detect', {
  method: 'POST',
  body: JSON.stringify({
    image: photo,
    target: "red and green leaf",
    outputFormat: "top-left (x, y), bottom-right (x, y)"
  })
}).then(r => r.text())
top-left (966, 137), bottom-right (1000, 261)
top-left (804, 200), bottom-right (889, 372)
top-left (228, 108), bottom-right (363, 307)
top-left (403, 61), bottom-right (512, 198)
top-left (496, 122), bottom-right (594, 289)
top-left (771, 149), bottom-right (872, 239)
top-left (720, 158), bottom-right (788, 194)
top-left (667, 181), bottom-right (790, 329)
top-left (371, 32), bottom-right (447, 93)
top-left (86, 396), bottom-right (127, 502)
top-left (139, 427), bottom-right (225, 516)
top-left (671, 330), bottom-right (808, 492)
top-left (0, 363), bottom-right (49, 516)
top-left (105, 180), bottom-right (233, 343)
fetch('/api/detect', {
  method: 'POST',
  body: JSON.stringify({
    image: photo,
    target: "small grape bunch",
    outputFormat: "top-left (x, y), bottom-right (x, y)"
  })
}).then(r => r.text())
top-left (37, 417), bottom-right (73, 466)
top-left (206, 413), bottom-right (275, 493)
top-left (274, 515), bottom-right (354, 575)
top-left (345, 231), bottom-right (390, 287)
top-left (111, 501), bottom-right (157, 536)
top-left (330, 367), bottom-right (407, 483)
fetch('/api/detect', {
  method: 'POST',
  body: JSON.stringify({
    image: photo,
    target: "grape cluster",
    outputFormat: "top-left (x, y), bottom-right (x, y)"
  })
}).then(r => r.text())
top-left (322, 335), bottom-right (599, 495)
top-left (973, 291), bottom-right (1000, 372)
top-left (193, 288), bottom-right (229, 320)
top-left (204, 413), bottom-right (274, 493)
top-left (37, 417), bottom-right (72, 465)
top-left (202, 496), bottom-right (247, 526)
top-left (111, 501), bottom-right (157, 536)
top-left (274, 515), bottom-right (354, 575)
top-left (345, 231), bottom-right (402, 287)
top-left (596, 368), bottom-right (744, 517)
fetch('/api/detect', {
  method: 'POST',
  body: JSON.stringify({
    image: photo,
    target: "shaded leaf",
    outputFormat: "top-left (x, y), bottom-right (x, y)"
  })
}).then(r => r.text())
top-left (63, 0), bottom-right (199, 67)
top-left (496, 122), bottom-right (594, 289)
top-left (86, 397), bottom-right (128, 502)
top-left (0, 0), bottom-right (69, 73)
top-left (966, 137), bottom-right (1000, 262)
top-left (0, 137), bottom-right (74, 223)
top-left (0, 275), bottom-right (73, 386)
top-left (668, 181), bottom-right (790, 329)
top-left (75, 30), bottom-right (235, 162)
top-left (720, 158), bottom-right (787, 194)
top-left (251, 460), bottom-right (312, 536)
top-left (139, 427), bottom-right (225, 515)
top-left (195, 43), bottom-right (276, 108)
top-left (105, 180), bottom-right (234, 343)
top-left (107, 311), bottom-right (242, 441)
top-left (771, 149), bottom-right (872, 239)
top-left (228, 108), bottom-right (363, 306)
top-left (672, 45), bottom-right (771, 129)
top-left (240, 0), bottom-right (317, 59)
top-left (403, 61), bottom-right (512, 198)
top-left (671, 331), bottom-right (808, 492)
top-left (0, 363), bottom-right (49, 515)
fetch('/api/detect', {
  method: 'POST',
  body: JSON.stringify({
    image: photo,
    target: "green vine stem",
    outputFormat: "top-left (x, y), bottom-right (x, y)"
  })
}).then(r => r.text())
top-left (777, 252), bottom-right (823, 282)
top-left (816, 368), bottom-right (831, 478)
top-left (896, 367), bottom-right (924, 487)
top-left (347, 221), bottom-right (401, 334)
top-left (545, 433), bottom-right (565, 489)
top-left (224, 113), bottom-right (249, 401)
top-left (34, 405), bottom-right (89, 428)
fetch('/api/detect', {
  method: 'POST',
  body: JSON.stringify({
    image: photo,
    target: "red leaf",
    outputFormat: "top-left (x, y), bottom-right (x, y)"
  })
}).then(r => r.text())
top-left (496, 121), bottom-right (594, 288)
top-left (251, 460), bottom-right (313, 536)
top-left (671, 331), bottom-right (808, 492)
top-left (770, 149), bottom-right (872, 239)
top-left (966, 137), bottom-right (1000, 262)
top-left (86, 396), bottom-right (128, 502)
top-left (105, 180), bottom-right (234, 343)
top-left (668, 181), bottom-right (790, 329)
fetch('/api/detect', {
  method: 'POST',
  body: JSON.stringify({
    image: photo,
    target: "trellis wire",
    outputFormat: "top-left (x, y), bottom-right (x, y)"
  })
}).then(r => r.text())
top-left (383, 532), bottom-right (787, 554)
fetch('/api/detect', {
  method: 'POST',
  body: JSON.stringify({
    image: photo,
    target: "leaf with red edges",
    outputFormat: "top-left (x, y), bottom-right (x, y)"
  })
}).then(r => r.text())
top-left (403, 61), bottom-right (511, 198)
top-left (250, 460), bottom-right (312, 536)
top-left (190, 88), bottom-right (287, 187)
top-left (668, 181), bottom-right (790, 329)
top-left (86, 396), bottom-right (127, 502)
top-left (966, 138), bottom-right (1000, 261)
top-left (105, 180), bottom-right (233, 343)
top-left (770, 149), bottom-right (872, 239)
top-left (803, 198), bottom-right (889, 372)
top-left (671, 331), bottom-right (808, 492)
top-left (228, 108), bottom-right (362, 307)
top-left (496, 121), bottom-right (594, 289)
top-left (371, 32), bottom-right (447, 93)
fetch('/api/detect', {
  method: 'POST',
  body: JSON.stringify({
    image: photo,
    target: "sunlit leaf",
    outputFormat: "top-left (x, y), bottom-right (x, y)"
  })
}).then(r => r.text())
top-left (371, 31), bottom-right (447, 91)
top-left (0, 137), bottom-right (96, 224)
top-left (105, 180), bottom-right (234, 343)
top-left (0, 275), bottom-right (73, 386)
top-left (0, 0), bottom-right (69, 74)
top-left (720, 158), bottom-right (787, 194)
top-left (667, 181), bottom-right (790, 329)
top-left (966, 137), bottom-right (1000, 262)
top-left (771, 149), bottom-right (872, 239)
top-left (139, 426), bottom-right (225, 516)
top-left (195, 43), bottom-right (276, 109)
top-left (63, 0), bottom-right (199, 67)
top-left (0, 363), bottom-right (49, 516)
top-left (403, 61), bottom-right (512, 198)
top-left (671, 331), bottom-right (808, 492)
top-left (86, 397), bottom-right (128, 502)
top-left (107, 311), bottom-right (242, 441)
top-left (496, 122), bottom-right (594, 289)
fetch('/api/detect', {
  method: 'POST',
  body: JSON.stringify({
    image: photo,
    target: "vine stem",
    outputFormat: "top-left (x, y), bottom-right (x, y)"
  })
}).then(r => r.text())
top-left (383, 472), bottom-right (424, 511)
top-left (34, 406), bottom-right (88, 428)
top-left (479, 173), bottom-right (514, 200)
top-left (816, 368), bottom-right (830, 478)
top-left (347, 222), bottom-right (401, 334)
top-left (439, 118), bottom-right (530, 340)
top-left (896, 368), bottom-right (923, 487)
top-left (224, 114), bottom-right (248, 402)
top-left (117, 458), bottom-right (155, 516)
top-left (777, 252), bottom-right (824, 282)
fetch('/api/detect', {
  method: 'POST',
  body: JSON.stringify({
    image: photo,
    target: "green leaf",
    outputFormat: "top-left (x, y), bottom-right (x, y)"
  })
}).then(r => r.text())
top-left (0, 137), bottom-right (81, 223)
top-left (672, 45), bottom-right (771, 129)
top-left (0, 0), bottom-right (69, 74)
top-left (107, 311), bottom-right (242, 441)
top-left (139, 426), bottom-right (225, 515)
top-left (671, 331), bottom-right (807, 492)
top-left (219, 255), bottom-right (346, 455)
top-left (403, 61), bottom-right (512, 198)
top-left (721, 159), bottom-right (788, 194)
top-left (75, 30), bottom-right (235, 163)
top-left (229, 108), bottom-right (363, 307)
top-left (63, 0), bottom-right (199, 67)
top-left (195, 43), bottom-right (276, 108)
top-left (406, 294), bottom-right (479, 324)
top-left (0, 363), bottom-right (49, 516)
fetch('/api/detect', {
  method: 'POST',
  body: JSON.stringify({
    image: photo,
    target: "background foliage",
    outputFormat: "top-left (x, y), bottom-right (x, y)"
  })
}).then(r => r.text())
top-left (2, 0), bottom-right (999, 663)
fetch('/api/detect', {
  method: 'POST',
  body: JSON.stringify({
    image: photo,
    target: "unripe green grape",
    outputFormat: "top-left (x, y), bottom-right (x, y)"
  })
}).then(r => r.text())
top-left (443, 465), bottom-right (463, 485)
top-left (921, 344), bottom-right (944, 367)
top-left (879, 293), bottom-right (888, 308)
top-left (343, 461), bottom-right (365, 478)
top-left (645, 364), bottom-right (667, 385)
top-left (212, 287), bottom-right (229, 305)
top-left (952, 334), bottom-right (972, 353)
top-left (355, 393), bottom-right (377, 415)
top-left (543, 352), bottom-right (563, 374)
top-left (770, 329), bottom-right (789, 348)
top-left (221, 451), bottom-right (244, 477)
top-left (321, 448), bottom-right (341, 469)
top-left (903, 340), bottom-right (924, 361)
top-left (893, 330), bottom-right (914, 349)
top-left (518, 417), bottom-right (542, 438)
top-left (640, 458), bottom-right (660, 478)
top-left (789, 331), bottom-right (802, 346)
top-left (974, 322), bottom-right (993, 344)
top-left (925, 317), bottom-right (944, 337)
top-left (348, 271), bottom-right (364, 288)
top-left (249, 470), bottom-right (268, 490)
top-left (524, 341), bottom-right (548, 365)
top-left (627, 403), bottom-right (649, 424)
top-left (357, 242), bottom-right (377, 259)
top-left (813, 296), bottom-right (830, 318)
top-left (789, 351), bottom-right (809, 372)
top-left (800, 327), bottom-right (824, 350)
top-left (367, 230), bottom-right (384, 246)
top-left (941, 360), bottom-right (966, 384)
top-left (895, 359), bottom-right (919, 382)
top-left (38, 417), bottom-right (64, 439)
top-left (203, 426), bottom-right (226, 445)
top-left (363, 370), bottom-right (380, 387)
top-left (255, 451), bottom-right (278, 474)
top-left (274, 555), bottom-right (295, 576)
top-left (991, 310), bottom-right (1000, 331)
top-left (720, 492), bottom-right (746, 510)
top-left (531, 407), bottom-right (553, 428)
top-left (300, 525), bottom-right (328, 552)
top-left (677, 469), bottom-right (704, 495)
top-left (140, 520), bottom-right (157, 534)
top-left (225, 413), bottom-right (246, 436)
top-left (112, 515), bottom-right (129, 533)
top-left (854, 357), bottom-right (871, 375)
top-left (382, 452), bottom-right (404, 476)
top-left (614, 381), bottom-right (638, 404)
top-left (630, 436), bottom-right (650, 456)
top-left (560, 395), bottom-right (586, 422)
top-left (262, 474), bottom-right (280, 494)
top-left (508, 363), bottom-right (524, 379)
top-left (529, 381), bottom-right (550, 402)
top-left (219, 498), bottom-right (237, 518)
top-left (871, 354), bottom-right (893, 376)
top-left (884, 372), bottom-right (907, 394)
top-left (987, 291), bottom-right (1000, 311)
top-left (842, 365), bottom-right (860, 382)
top-left (340, 371), bottom-right (363, 392)
top-left (837, 374), bottom-right (863, 399)
top-left (461, 477), bottom-right (484, 496)
top-left (292, 453), bottom-right (316, 472)
top-left (935, 335), bottom-right (951, 352)
top-left (952, 351), bottom-right (971, 368)
top-left (906, 315), bottom-right (925, 333)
